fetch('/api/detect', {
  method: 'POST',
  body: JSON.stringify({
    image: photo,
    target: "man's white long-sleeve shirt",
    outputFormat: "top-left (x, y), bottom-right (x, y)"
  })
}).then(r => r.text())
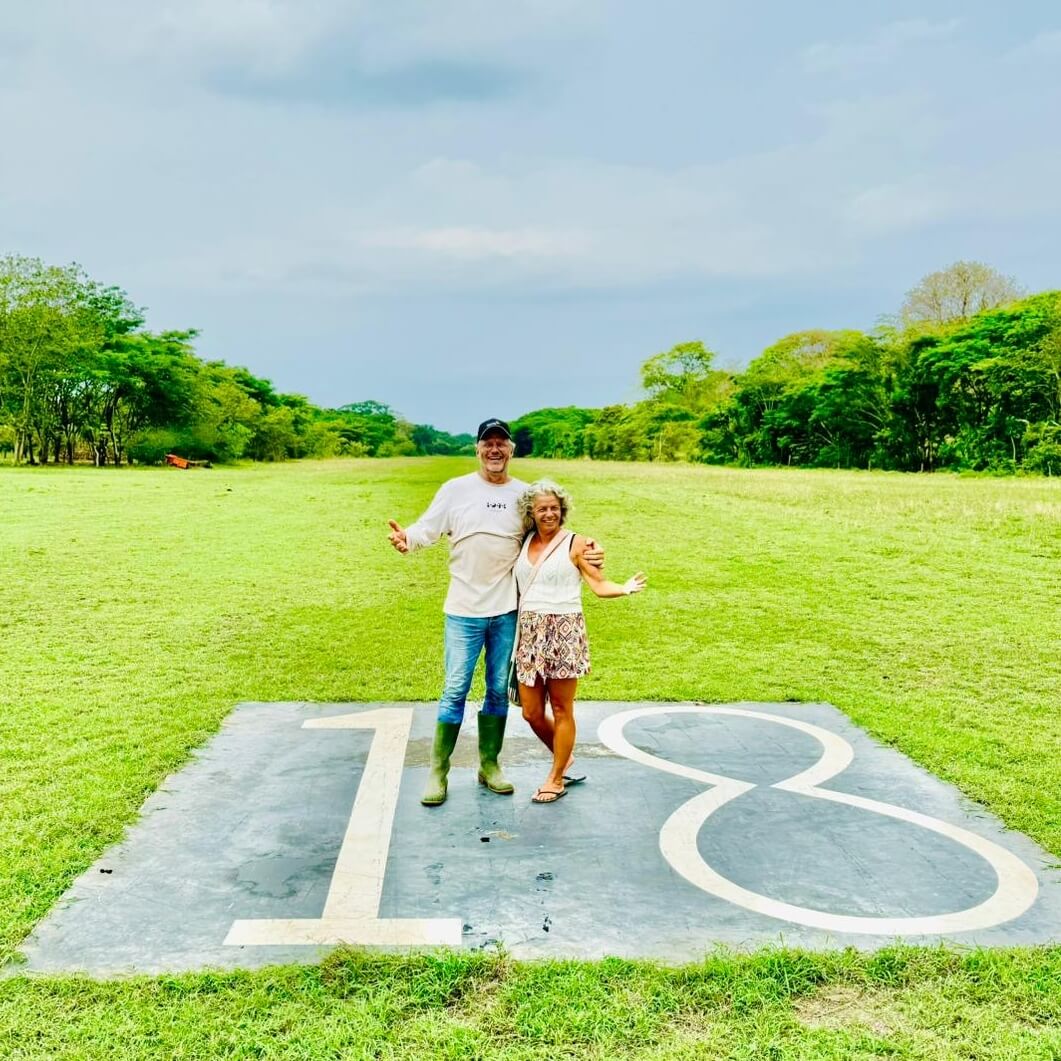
top-left (405, 472), bottom-right (528, 617)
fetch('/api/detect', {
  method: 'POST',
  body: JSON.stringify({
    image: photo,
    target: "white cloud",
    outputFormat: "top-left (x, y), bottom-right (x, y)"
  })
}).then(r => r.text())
top-left (844, 181), bottom-right (957, 235)
top-left (1005, 29), bottom-right (1061, 61)
top-left (148, 0), bottom-right (327, 73)
top-left (363, 226), bottom-right (589, 259)
top-left (843, 153), bottom-right (1061, 236)
top-left (802, 19), bottom-right (962, 75)
top-left (108, 82), bottom-right (1061, 299)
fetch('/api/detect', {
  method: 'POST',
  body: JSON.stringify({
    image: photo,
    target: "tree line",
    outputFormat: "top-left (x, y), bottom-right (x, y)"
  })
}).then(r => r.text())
top-left (0, 255), bottom-right (472, 465)
top-left (512, 263), bottom-right (1061, 475)
top-left (3, 254), bottom-right (1058, 474)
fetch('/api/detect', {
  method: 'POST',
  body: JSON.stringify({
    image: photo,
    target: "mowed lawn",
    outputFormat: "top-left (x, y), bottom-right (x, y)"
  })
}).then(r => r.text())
top-left (1, 458), bottom-right (1059, 1059)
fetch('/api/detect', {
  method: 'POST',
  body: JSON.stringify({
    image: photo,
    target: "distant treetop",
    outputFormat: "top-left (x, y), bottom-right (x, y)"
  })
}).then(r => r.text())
top-left (900, 260), bottom-right (1024, 327)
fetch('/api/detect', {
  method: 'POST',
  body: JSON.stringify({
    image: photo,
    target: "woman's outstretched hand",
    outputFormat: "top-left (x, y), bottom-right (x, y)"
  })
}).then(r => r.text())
top-left (623, 573), bottom-right (647, 595)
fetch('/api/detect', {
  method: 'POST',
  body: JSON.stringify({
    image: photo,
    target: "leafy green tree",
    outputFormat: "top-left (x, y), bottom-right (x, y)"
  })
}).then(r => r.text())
top-left (247, 406), bottom-right (297, 461)
top-left (377, 417), bottom-right (417, 456)
top-left (802, 363), bottom-right (887, 467)
top-left (0, 256), bottom-right (146, 464)
top-left (0, 257), bottom-right (93, 463)
top-left (889, 293), bottom-right (1060, 470)
top-left (640, 341), bottom-right (734, 432)
top-left (230, 366), bottom-right (280, 409)
top-left (727, 330), bottom-right (881, 466)
top-left (410, 424), bottom-right (475, 455)
top-left (335, 401), bottom-right (401, 455)
top-left (175, 363), bottom-right (264, 461)
top-left (1033, 319), bottom-right (1061, 425)
top-left (511, 407), bottom-right (596, 458)
top-left (297, 419), bottom-right (344, 458)
top-left (93, 332), bottom-right (201, 465)
top-left (564, 341), bottom-right (732, 463)
top-left (1023, 423), bottom-right (1061, 475)
top-left (640, 341), bottom-right (717, 401)
top-left (582, 405), bottom-right (633, 460)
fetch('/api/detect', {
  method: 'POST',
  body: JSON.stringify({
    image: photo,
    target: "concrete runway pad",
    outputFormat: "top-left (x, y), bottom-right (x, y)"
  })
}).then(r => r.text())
top-left (16, 702), bottom-right (1061, 974)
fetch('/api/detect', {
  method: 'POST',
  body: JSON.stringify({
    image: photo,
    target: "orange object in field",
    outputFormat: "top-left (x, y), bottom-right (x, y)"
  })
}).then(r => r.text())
top-left (165, 454), bottom-right (191, 469)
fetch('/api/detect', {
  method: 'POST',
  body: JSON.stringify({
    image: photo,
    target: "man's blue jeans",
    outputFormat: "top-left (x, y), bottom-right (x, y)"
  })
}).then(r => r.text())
top-left (437, 611), bottom-right (517, 725)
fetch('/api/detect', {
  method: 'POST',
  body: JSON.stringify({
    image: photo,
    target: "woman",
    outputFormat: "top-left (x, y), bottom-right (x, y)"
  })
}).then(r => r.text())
top-left (514, 480), bottom-right (646, 804)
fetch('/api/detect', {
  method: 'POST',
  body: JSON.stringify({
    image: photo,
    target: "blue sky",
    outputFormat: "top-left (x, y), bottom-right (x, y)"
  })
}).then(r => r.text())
top-left (2, 1), bottom-right (1059, 431)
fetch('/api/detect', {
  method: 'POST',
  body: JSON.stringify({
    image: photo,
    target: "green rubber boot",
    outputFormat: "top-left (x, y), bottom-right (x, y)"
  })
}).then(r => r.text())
top-left (421, 721), bottom-right (461, 806)
top-left (477, 712), bottom-right (515, 795)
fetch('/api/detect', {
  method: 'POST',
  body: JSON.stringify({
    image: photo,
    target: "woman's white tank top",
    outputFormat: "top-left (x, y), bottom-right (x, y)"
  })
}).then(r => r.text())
top-left (515, 531), bottom-right (583, 615)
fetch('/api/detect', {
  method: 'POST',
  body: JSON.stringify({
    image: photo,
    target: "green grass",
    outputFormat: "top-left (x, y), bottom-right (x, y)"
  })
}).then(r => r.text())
top-left (1, 458), bottom-right (1059, 1058)
top-left (1, 947), bottom-right (1059, 1059)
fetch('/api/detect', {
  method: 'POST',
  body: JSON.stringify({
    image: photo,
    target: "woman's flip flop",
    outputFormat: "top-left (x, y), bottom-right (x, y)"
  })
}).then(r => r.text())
top-left (562, 758), bottom-right (586, 786)
top-left (532, 786), bottom-right (567, 804)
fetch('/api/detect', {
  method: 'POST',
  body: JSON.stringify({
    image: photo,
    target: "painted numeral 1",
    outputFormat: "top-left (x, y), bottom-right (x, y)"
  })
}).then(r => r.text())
top-left (225, 708), bottom-right (462, 947)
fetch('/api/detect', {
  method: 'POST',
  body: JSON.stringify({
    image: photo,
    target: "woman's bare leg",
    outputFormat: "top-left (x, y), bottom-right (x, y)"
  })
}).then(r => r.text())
top-left (543, 678), bottom-right (578, 789)
top-left (519, 678), bottom-right (553, 750)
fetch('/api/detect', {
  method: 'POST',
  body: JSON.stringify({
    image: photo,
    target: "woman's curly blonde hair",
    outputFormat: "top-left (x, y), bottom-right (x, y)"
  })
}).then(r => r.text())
top-left (517, 479), bottom-right (572, 533)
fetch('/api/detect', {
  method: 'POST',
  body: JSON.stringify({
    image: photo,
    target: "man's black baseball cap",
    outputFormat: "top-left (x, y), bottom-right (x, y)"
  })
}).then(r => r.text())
top-left (477, 418), bottom-right (512, 441)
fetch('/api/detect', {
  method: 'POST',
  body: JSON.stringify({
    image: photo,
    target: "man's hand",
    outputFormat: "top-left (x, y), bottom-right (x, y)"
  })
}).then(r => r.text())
top-left (387, 519), bottom-right (409, 554)
top-left (583, 537), bottom-right (605, 570)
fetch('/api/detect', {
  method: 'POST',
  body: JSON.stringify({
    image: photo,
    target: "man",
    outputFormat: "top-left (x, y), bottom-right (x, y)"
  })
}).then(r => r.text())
top-left (388, 418), bottom-right (601, 806)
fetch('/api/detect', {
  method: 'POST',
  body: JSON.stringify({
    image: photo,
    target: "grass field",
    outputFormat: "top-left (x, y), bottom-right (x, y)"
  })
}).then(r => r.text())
top-left (1, 457), bottom-right (1059, 1058)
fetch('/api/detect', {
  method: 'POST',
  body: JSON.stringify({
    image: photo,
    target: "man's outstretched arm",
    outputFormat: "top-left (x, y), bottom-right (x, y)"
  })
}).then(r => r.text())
top-left (387, 482), bottom-right (452, 555)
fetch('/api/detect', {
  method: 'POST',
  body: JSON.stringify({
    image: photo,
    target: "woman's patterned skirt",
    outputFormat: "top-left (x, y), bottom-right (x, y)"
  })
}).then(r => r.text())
top-left (516, 611), bottom-right (591, 686)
